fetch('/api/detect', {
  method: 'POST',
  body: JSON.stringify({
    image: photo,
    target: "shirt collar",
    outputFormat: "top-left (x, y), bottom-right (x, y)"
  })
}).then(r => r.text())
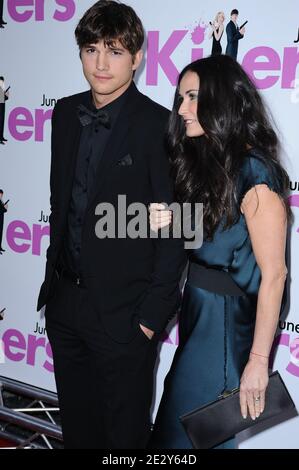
top-left (87, 81), bottom-right (133, 126)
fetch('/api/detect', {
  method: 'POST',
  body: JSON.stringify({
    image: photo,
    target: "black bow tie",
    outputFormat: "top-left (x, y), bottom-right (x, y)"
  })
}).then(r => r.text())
top-left (77, 104), bottom-right (111, 129)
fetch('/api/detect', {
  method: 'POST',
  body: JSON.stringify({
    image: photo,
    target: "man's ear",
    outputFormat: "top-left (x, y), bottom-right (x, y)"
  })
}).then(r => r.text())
top-left (132, 49), bottom-right (144, 71)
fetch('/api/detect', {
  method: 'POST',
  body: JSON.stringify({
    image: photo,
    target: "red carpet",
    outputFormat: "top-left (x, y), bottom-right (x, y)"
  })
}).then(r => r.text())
top-left (0, 438), bottom-right (16, 447)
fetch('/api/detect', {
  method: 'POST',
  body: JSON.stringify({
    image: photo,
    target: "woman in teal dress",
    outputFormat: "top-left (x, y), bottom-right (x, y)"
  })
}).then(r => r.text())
top-left (148, 55), bottom-right (290, 449)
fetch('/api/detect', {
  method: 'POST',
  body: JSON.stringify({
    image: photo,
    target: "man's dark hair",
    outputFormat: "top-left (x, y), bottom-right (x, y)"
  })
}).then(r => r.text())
top-left (0, 190), bottom-right (3, 194)
top-left (0, 77), bottom-right (4, 81)
top-left (231, 9), bottom-right (239, 16)
top-left (75, 0), bottom-right (144, 57)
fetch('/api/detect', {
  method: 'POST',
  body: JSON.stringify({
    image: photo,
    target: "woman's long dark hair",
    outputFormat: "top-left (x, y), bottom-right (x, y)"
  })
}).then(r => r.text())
top-left (168, 55), bottom-right (290, 239)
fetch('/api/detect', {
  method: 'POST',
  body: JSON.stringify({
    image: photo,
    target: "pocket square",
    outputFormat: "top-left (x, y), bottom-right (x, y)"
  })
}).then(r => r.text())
top-left (117, 154), bottom-right (133, 166)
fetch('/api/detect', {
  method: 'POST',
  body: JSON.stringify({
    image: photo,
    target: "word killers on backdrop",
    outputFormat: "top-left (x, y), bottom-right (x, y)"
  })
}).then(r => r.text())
top-left (8, 106), bottom-right (53, 142)
top-left (272, 333), bottom-right (299, 378)
top-left (0, 322), bottom-right (178, 373)
top-left (146, 29), bottom-right (299, 89)
top-left (1, 328), bottom-right (53, 372)
top-left (6, 220), bottom-right (49, 256)
top-left (7, 41), bottom-right (299, 142)
top-left (7, 0), bottom-right (76, 22)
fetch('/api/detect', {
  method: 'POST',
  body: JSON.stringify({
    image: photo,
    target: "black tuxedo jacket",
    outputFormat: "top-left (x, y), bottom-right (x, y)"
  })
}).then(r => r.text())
top-left (0, 200), bottom-right (7, 220)
top-left (37, 82), bottom-right (187, 342)
top-left (225, 20), bottom-right (243, 59)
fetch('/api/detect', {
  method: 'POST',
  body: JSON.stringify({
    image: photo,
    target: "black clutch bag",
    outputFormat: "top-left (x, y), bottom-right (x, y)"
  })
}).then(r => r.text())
top-left (179, 371), bottom-right (296, 449)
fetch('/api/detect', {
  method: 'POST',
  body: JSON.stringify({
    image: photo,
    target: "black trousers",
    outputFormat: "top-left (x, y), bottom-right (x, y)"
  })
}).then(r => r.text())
top-left (0, 217), bottom-right (4, 248)
top-left (0, 0), bottom-right (3, 22)
top-left (0, 104), bottom-right (5, 140)
top-left (45, 274), bottom-right (159, 449)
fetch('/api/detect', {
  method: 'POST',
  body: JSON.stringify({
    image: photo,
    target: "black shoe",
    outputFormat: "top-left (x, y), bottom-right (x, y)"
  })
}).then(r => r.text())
top-left (1, 21), bottom-right (7, 25)
top-left (0, 248), bottom-right (5, 252)
top-left (0, 141), bottom-right (5, 144)
top-left (2, 138), bottom-right (7, 142)
top-left (0, 25), bottom-right (4, 28)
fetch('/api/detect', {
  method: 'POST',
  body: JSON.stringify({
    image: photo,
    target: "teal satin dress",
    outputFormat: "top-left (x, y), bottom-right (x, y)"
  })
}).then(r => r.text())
top-left (150, 152), bottom-right (283, 449)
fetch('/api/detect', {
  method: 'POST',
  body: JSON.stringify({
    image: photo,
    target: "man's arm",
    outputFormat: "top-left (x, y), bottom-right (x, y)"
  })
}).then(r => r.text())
top-left (137, 114), bottom-right (188, 334)
top-left (36, 99), bottom-right (64, 311)
top-left (46, 99), bottom-right (64, 263)
top-left (0, 203), bottom-right (7, 214)
top-left (227, 21), bottom-right (244, 42)
top-left (226, 22), bottom-right (234, 43)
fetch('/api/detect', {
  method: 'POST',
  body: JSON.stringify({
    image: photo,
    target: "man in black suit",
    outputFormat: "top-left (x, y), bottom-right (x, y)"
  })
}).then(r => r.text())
top-left (225, 9), bottom-right (245, 60)
top-left (0, 76), bottom-right (9, 144)
top-left (0, 189), bottom-right (7, 253)
top-left (37, 0), bottom-right (187, 449)
top-left (0, 0), bottom-right (7, 28)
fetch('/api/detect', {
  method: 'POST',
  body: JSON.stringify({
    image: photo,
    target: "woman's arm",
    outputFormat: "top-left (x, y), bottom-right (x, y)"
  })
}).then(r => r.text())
top-left (213, 24), bottom-right (224, 41)
top-left (239, 184), bottom-right (288, 420)
top-left (208, 25), bottom-right (215, 40)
